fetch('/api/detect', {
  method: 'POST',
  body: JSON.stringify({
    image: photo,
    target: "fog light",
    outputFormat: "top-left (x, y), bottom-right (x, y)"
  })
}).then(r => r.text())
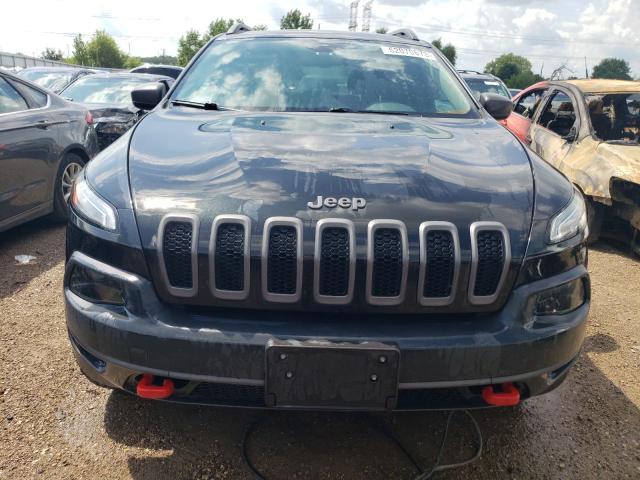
top-left (535, 278), bottom-right (585, 316)
top-left (69, 265), bottom-right (125, 305)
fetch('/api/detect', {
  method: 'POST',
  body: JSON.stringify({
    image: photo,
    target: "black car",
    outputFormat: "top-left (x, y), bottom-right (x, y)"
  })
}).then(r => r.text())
top-left (60, 72), bottom-right (173, 150)
top-left (0, 71), bottom-right (98, 231)
top-left (65, 26), bottom-right (590, 411)
top-left (130, 64), bottom-right (183, 79)
top-left (17, 67), bottom-right (97, 94)
top-left (458, 70), bottom-right (511, 100)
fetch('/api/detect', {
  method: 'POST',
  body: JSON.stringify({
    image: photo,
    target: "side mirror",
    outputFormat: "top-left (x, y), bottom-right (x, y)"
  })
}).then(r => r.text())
top-left (131, 82), bottom-right (167, 111)
top-left (562, 126), bottom-right (578, 143)
top-left (479, 92), bottom-right (513, 121)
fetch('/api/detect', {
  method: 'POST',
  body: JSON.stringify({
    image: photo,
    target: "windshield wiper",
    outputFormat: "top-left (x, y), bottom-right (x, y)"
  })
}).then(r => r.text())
top-left (328, 107), bottom-right (411, 115)
top-left (171, 99), bottom-right (227, 111)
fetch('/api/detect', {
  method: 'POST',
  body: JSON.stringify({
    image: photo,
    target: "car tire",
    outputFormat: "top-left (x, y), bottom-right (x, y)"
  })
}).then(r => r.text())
top-left (586, 198), bottom-right (603, 244)
top-left (52, 153), bottom-right (85, 222)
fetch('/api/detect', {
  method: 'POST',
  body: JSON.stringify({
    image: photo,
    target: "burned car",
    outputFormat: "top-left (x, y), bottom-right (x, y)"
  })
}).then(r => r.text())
top-left (59, 72), bottom-right (173, 150)
top-left (528, 80), bottom-right (640, 248)
top-left (64, 26), bottom-right (589, 411)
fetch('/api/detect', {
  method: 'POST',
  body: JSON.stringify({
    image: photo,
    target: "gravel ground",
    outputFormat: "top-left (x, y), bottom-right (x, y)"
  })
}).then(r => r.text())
top-left (0, 220), bottom-right (639, 480)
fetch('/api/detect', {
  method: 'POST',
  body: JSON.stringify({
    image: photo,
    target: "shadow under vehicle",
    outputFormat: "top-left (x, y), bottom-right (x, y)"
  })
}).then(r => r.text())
top-left (0, 71), bottom-right (98, 231)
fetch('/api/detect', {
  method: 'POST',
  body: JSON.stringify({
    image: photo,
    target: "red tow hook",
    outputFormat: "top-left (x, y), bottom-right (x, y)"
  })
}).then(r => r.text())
top-left (136, 374), bottom-right (174, 399)
top-left (482, 382), bottom-right (520, 407)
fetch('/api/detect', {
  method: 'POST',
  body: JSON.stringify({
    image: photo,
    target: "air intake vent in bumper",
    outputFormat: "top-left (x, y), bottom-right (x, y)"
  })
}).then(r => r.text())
top-left (366, 220), bottom-right (408, 306)
top-left (158, 215), bottom-right (199, 297)
top-left (314, 219), bottom-right (355, 304)
top-left (262, 217), bottom-right (303, 303)
top-left (418, 222), bottom-right (460, 306)
top-left (210, 215), bottom-right (251, 300)
top-left (469, 222), bottom-right (511, 305)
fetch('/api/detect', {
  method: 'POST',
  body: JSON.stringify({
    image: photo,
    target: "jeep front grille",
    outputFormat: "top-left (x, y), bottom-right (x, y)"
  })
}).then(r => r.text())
top-left (469, 222), bottom-right (511, 305)
top-left (158, 215), bottom-right (199, 297)
top-left (157, 215), bottom-right (511, 307)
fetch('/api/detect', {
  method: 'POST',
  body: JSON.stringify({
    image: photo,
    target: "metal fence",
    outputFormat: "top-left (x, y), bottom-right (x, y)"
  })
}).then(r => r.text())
top-left (0, 51), bottom-right (86, 70)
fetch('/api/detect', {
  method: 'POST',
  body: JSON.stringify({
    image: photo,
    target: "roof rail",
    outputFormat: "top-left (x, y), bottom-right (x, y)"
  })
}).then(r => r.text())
top-left (457, 69), bottom-right (484, 75)
top-left (227, 22), bottom-right (253, 35)
top-left (389, 28), bottom-right (419, 41)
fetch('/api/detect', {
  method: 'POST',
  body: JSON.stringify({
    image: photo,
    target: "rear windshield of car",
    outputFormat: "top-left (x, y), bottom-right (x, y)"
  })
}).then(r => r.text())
top-left (172, 37), bottom-right (477, 117)
top-left (61, 76), bottom-right (152, 105)
top-left (19, 70), bottom-right (73, 91)
top-left (464, 78), bottom-right (511, 99)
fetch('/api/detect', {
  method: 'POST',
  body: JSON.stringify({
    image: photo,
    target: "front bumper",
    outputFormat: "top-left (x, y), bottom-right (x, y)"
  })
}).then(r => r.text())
top-left (65, 251), bottom-right (589, 411)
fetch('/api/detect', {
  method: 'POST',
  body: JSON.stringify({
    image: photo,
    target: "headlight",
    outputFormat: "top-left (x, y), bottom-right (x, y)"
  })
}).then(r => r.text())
top-left (548, 190), bottom-right (588, 243)
top-left (70, 173), bottom-right (118, 231)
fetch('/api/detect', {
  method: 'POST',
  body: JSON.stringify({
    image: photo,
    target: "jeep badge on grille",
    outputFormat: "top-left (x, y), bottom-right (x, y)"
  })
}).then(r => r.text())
top-left (307, 196), bottom-right (366, 211)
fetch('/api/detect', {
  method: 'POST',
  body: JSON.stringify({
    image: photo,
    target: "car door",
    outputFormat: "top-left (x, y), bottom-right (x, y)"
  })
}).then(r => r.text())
top-left (529, 88), bottom-right (579, 170)
top-left (0, 76), bottom-right (59, 226)
top-left (505, 88), bottom-right (546, 143)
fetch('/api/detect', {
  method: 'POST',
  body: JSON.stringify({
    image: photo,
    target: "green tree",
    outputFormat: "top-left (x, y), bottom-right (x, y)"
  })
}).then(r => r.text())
top-left (71, 34), bottom-right (90, 66)
top-left (177, 30), bottom-right (204, 66)
top-left (375, 27), bottom-right (388, 34)
top-left (484, 53), bottom-right (542, 88)
top-left (253, 24), bottom-right (268, 31)
top-left (85, 30), bottom-right (126, 68)
top-left (431, 38), bottom-right (457, 66)
top-left (124, 56), bottom-right (143, 69)
top-left (41, 48), bottom-right (64, 61)
top-left (280, 9), bottom-right (313, 29)
top-left (205, 18), bottom-right (243, 40)
top-left (592, 58), bottom-right (632, 80)
top-left (140, 55), bottom-right (179, 66)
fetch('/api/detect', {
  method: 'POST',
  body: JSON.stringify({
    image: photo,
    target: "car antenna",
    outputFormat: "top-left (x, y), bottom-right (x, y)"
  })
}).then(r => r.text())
top-left (388, 28), bottom-right (419, 41)
top-left (227, 22), bottom-right (253, 35)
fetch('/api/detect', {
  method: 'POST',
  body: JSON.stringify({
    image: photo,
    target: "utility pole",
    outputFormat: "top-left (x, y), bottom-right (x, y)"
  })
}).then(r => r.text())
top-left (349, 1), bottom-right (359, 32)
top-left (362, 0), bottom-right (372, 32)
top-left (584, 57), bottom-right (589, 79)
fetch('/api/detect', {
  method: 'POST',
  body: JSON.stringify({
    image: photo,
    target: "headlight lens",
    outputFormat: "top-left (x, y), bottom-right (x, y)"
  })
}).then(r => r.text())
top-left (70, 173), bottom-right (118, 231)
top-left (548, 190), bottom-right (588, 243)
top-left (535, 278), bottom-right (586, 316)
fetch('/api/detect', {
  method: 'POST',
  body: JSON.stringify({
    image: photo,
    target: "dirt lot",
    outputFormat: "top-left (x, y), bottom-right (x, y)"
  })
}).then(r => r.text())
top-left (0, 220), bottom-right (639, 480)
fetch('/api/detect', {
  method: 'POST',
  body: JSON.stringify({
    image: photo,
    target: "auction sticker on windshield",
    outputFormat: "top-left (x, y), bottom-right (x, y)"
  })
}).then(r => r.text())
top-left (380, 45), bottom-right (435, 60)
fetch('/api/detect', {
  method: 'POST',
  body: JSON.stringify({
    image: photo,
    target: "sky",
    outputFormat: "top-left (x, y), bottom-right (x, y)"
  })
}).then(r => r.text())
top-left (2, 0), bottom-right (639, 78)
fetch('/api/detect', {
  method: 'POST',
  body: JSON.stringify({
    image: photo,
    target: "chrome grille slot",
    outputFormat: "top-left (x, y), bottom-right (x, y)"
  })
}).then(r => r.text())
top-left (366, 220), bottom-right (408, 306)
top-left (210, 215), bottom-right (251, 300)
top-left (158, 214), bottom-right (198, 297)
top-left (314, 219), bottom-right (355, 304)
top-left (262, 217), bottom-right (303, 303)
top-left (469, 222), bottom-right (511, 305)
top-left (418, 222), bottom-right (460, 306)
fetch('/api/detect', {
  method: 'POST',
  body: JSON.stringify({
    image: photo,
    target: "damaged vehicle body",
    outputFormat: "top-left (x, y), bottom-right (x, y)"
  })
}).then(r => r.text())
top-left (59, 72), bottom-right (173, 150)
top-left (528, 80), bottom-right (640, 249)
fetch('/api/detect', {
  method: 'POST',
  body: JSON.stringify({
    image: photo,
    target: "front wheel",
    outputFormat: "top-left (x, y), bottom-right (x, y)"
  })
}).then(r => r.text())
top-left (52, 153), bottom-right (85, 222)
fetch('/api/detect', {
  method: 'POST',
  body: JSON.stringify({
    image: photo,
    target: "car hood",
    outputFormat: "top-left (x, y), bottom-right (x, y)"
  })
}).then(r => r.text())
top-left (83, 103), bottom-right (138, 124)
top-left (129, 109), bottom-right (534, 259)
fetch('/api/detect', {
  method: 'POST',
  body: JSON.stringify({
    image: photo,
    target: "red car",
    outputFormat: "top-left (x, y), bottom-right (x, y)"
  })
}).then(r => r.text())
top-left (502, 81), bottom-right (549, 143)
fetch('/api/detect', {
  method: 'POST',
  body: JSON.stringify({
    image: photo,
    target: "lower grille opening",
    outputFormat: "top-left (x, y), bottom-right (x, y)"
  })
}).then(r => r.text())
top-left (372, 228), bottom-right (403, 297)
top-left (474, 231), bottom-right (505, 297)
top-left (187, 382), bottom-right (265, 407)
top-left (423, 230), bottom-right (455, 298)
top-left (163, 221), bottom-right (194, 289)
top-left (267, 225), bottom-right (298, 294)
top-left (319, 227), bottom-right (350, 296)
top-left (214, 223), bottom-right (245, 292)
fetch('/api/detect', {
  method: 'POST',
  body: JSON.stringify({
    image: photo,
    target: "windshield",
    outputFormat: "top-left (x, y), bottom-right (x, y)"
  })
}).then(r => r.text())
top-left (587, 93), bottom-right (640, 145)
top-left (464, 77), bottom-right (511, 99)
top-left (61, 76), bottom-right (152, 104)
top-left (19, 70), bottom-right (73, 92)
top-left (172, 37), bottom-right (476, 117)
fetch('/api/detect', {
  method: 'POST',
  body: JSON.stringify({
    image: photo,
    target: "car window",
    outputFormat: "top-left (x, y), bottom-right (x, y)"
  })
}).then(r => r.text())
top-left (61, 76), bottom-right (154, 105)
top-left (173, 38), bottom-right (477, 117)
top-left (514, 89), bottom-right (545, 118)
top-left (24, 84), bottom-right (48, 108)
top-left (464, 77), bottom-right (511, 99)
top-left (586, 93), bottom-right (640, 144)
top-left (537, 91), bottom-right (576, 137)
top-left (19, 70), bottom-right (74, 92)
top-left (0, 77), bottom-right (28, 114)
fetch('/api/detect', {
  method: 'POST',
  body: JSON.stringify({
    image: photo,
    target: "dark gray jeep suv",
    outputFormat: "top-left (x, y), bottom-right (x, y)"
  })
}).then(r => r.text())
top-left (64, 26), bottom-right (589, 410)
